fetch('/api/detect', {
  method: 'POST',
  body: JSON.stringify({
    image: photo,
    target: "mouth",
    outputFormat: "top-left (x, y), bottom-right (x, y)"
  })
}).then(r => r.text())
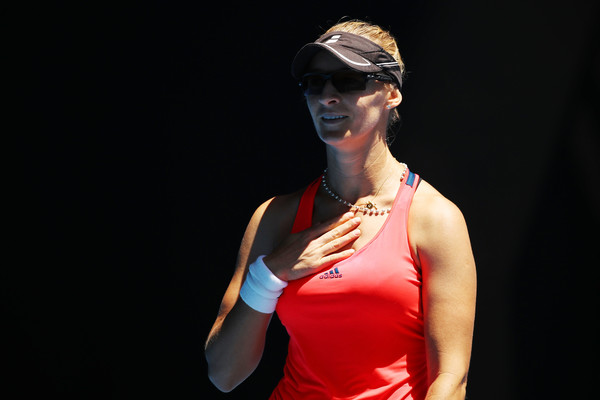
top-left (321, 114), bottom-right (349, 122)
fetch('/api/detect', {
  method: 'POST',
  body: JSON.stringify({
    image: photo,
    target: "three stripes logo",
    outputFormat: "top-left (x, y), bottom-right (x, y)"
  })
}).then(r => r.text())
top-left (319, 267), bottom-right (342, 279)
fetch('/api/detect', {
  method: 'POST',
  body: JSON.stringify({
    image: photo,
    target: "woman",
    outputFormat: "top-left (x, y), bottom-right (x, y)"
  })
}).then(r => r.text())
top-left (205, 20), bottom-right (477, 400)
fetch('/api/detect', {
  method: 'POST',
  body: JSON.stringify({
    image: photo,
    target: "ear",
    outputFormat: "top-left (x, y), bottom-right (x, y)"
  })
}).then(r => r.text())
top-left (386, 86), bottom-right (402, 109)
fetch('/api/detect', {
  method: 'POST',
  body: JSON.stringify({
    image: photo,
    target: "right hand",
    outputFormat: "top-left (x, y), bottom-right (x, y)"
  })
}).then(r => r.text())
top-left (262, 211), bottom-right (362, 282)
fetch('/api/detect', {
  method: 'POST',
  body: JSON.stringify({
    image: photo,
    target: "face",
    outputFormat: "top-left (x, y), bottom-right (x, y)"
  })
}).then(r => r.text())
top-left (304, 51), bottom-right (401, 147)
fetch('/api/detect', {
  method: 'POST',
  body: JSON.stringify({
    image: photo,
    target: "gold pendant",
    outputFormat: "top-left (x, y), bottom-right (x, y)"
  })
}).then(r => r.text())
top-left (366, 201), bottom-right (376, 210)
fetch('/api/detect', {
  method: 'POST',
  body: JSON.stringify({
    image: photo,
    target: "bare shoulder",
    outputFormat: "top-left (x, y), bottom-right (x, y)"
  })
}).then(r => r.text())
top-left (408, 180), bottom-right (472, 267)
top-left (410, 180), bottom-right (466, 228)
top-left (239, 188), bottom-right (304, 267)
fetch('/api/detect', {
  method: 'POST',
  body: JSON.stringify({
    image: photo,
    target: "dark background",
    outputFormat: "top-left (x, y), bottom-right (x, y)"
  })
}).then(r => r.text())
top-left (8, 1), bottom-right (599, 399)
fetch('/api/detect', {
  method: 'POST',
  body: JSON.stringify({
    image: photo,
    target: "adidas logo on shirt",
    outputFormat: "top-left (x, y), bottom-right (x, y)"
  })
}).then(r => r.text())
top-left (319, 267), bottom-right (342, 279)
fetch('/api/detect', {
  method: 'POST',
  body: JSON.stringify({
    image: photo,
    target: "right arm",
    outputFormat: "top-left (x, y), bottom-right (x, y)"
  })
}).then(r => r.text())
top-left (205, 196), bottom-right (361, 392)
top-left (204, 198), bottom-right (280, 392)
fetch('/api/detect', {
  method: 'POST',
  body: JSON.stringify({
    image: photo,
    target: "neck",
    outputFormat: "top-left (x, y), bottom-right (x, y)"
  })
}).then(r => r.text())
top-left (324, 136), bottom-right (399, 201)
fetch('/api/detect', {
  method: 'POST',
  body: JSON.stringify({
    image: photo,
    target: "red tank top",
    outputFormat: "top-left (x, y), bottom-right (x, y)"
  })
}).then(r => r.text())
top-left (269, 170), bottom-right (427, 400)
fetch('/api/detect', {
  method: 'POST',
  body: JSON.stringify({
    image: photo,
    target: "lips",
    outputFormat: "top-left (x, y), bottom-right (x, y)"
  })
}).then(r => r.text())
top-left (321, 114), bottom-right (348, 122)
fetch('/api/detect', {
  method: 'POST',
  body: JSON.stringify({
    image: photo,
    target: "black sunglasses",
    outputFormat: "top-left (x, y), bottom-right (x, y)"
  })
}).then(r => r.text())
top-left (299, 70), bottom-right (394, 96)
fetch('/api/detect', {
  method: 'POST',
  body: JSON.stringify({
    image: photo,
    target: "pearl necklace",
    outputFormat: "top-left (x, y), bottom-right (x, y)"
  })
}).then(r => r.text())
top-left (321, 163), bottom-right (408, 215)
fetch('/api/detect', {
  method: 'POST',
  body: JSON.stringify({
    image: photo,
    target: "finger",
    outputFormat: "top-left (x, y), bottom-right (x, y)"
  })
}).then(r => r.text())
top-left (315, 216), bottom-right (361, 246)
top-left (310, 211), bottom-right (356, 236)
top-left (318, 248), bottom-right (356, 270)
top-left (320, 228), bottom-right (361, 255)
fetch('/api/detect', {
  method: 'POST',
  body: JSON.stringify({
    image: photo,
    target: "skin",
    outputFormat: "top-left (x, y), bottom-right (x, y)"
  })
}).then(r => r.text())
top-left (205, 51), bottom-right (477, 399)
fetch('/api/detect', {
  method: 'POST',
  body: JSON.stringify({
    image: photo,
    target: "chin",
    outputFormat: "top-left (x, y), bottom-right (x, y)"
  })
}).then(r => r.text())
top-left (316, 128), bottom-right (353, 144)
top-left (317, 123), bottom-right (377, 144)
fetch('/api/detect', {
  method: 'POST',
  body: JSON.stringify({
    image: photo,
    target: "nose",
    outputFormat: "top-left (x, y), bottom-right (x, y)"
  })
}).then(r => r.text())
top-left (318, 80), bottom-right (341, 106)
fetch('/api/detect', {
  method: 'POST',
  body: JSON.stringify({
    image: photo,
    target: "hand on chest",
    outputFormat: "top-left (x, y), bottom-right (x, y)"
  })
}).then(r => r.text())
top-left (313, 193), bottom-right (395, 253)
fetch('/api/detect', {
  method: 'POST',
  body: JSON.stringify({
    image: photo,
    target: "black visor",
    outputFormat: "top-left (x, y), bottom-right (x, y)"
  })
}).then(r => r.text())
top-left (291, 31), bottom-right (403, 89)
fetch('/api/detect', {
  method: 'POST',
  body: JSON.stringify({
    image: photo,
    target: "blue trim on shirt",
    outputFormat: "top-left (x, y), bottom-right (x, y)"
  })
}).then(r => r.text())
top-left (406, 171), bottom-right (416, 187)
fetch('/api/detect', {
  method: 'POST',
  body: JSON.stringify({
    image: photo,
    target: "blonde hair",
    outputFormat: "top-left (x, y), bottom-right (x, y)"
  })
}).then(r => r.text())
top-left (324, 20), bottom-right (405, 139)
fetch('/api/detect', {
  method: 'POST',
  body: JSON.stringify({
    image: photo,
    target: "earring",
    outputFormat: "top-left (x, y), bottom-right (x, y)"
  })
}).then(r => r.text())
top-left (386, 105), bottom-right (392, 109)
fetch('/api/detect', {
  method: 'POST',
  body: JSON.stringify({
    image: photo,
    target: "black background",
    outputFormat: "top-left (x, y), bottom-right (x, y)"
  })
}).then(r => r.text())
top-left (8, 1), bottom-right (599, 398)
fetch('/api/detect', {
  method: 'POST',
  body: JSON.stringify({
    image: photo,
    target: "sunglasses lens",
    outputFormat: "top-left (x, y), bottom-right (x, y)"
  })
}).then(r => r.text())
top-left (332, 71), bottom-right (368, 92)
top-left (301, 71), bottom-right (367, 95)
top-left (301, 75), bottom-right (327, 95)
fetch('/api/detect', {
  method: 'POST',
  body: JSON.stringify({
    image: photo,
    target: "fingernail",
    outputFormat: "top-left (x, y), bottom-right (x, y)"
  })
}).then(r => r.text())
top-left (352, 216), bottom-right (361, 224)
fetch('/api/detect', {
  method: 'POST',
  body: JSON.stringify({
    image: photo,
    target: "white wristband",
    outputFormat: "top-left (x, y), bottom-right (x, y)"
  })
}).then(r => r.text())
top-left (239, 255), bottom-right (288, 314)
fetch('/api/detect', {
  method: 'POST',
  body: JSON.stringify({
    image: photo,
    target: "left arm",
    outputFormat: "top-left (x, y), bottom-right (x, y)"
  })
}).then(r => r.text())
top-left (410, 184), bottom-right (477, 399)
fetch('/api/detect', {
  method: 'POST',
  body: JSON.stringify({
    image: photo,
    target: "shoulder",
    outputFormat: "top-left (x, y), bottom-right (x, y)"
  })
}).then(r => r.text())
top-left (410, 180), bottom-right (466, 232)
top-left (249, 191), bottom-right (302, 236)
top-left (239, 187), bottom-right (305, 263)
top-left (408, 180), bottom-right (472, 268)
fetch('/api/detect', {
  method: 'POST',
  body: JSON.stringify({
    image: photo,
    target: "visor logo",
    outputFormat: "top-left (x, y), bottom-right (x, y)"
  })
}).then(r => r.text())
top-left (325, 34), bottom-right (341, 44)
